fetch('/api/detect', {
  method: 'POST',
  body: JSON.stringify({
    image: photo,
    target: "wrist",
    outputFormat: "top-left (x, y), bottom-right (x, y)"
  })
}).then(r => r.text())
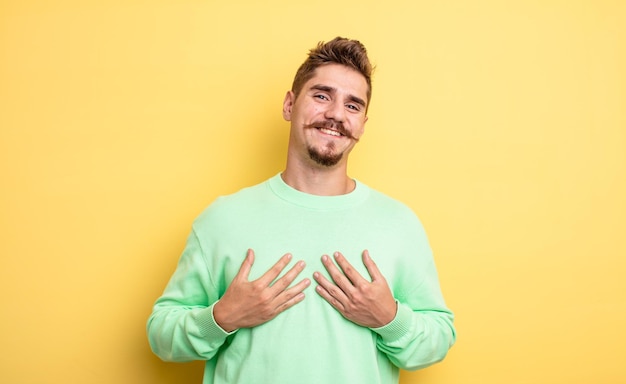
top-left (377, 300), bottom-right (398, 328)
top-left (213, 300), bottom-right (237, 333)
top-left (370, 301), bottom-right (411, 340)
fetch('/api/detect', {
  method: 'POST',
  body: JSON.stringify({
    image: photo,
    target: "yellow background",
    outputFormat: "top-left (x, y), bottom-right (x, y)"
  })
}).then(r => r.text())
top-left (1, 1), bottom-right (625, 383)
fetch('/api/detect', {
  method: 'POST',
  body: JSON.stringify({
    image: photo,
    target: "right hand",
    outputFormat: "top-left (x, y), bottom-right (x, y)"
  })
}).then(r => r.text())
top-left (213, 249), bottom-right (310, 332)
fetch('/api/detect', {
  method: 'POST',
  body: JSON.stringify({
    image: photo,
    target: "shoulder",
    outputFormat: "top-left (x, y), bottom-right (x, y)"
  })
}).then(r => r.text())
top-left (361, 183), bottom-right (421, 221)
top-left (357, 183), bottom-right (430, 242)
top-left (193, 178), bottom-right (272, 229)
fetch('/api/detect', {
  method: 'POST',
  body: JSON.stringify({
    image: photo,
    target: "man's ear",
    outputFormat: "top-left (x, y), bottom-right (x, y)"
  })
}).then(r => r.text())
top-left (282, 91), bottom-right (295, 121)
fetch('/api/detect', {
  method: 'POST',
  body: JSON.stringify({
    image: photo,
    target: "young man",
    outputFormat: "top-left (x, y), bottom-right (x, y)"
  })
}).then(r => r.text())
top-left (147, 37), bottom-right (456, 384)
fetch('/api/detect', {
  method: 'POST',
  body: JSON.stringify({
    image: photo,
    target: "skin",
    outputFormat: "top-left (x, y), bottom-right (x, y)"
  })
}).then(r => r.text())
top-left (213, 63), bottom-right (397, 333)
top-left (314, 250), bottom-right (396, 328)
top-left (281, 63), bottom-right (369, 196)
top-left (213, 249), bottom-right (310, 332)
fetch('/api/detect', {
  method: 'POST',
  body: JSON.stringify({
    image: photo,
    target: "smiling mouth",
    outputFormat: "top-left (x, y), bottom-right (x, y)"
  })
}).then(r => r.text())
top-left (318, 127), bottom-right (343, 137)
top-left (304, 121), bottom-right (359, 141)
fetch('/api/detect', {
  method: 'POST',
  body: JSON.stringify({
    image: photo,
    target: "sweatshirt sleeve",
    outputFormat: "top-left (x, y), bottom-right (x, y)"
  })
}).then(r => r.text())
top-left (146, 229), bottom-right (235, 362)
top-left (370, 220), bottom-right (456, 371)
top-left (370, 300), bottom-right (455, 370)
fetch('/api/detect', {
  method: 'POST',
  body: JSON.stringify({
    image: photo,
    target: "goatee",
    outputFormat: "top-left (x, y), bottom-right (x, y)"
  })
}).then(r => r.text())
top-left (308, 145), bottom-right (343, 167)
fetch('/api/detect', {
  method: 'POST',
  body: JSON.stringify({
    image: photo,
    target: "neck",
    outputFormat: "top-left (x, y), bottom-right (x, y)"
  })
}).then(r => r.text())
top-left (281, 159), bottom-right (355, 196)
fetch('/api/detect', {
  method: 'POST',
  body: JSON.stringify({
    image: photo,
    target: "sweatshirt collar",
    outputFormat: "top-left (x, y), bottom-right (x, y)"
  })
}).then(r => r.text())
top-left (267, 173), bottom-right (369, 210)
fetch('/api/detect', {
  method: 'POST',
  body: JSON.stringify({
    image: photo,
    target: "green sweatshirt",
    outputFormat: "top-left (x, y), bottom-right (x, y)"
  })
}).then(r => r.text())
top-left (147, 174), bottom-right (455, 384)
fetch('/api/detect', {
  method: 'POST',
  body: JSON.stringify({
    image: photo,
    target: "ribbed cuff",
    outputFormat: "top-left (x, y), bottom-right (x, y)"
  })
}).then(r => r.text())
top-left (370, 301), bottom-right (412, 342)
top-left (195, 301), bottom-right (238, 339)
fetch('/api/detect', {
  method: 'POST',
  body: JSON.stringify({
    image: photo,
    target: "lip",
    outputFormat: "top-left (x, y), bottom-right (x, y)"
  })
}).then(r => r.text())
top-left (304, 121), bottom-right (359, 141)
top-left (317, 127), bottom-right (344, 137)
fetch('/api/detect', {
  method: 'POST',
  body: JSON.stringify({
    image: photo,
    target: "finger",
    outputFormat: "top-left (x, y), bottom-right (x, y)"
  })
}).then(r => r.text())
top-left (235, 249), bottom-right (255, 281)
top-left (321, 254), bottom-right (354, 294)
top-left (313, 271), bottom-right (349, 304)
top-left (362, 250), bottom-right (385, 282)
top-left (321, 254), bottom-right (349, 284)
top-left (256, 253), bottom-right (293, 286)
top-left (278, 277), bottom-right (311, 300)
top-left (332, 252), bottom-right (368, 286)
top-left (270, 260), bottom-right (306, 291)
top-left (312, 270), bottom-right (331, 286)
top-left (275, 286), bottom-right (308, 313)
top-left (314, 280), bottom-right (346, 311)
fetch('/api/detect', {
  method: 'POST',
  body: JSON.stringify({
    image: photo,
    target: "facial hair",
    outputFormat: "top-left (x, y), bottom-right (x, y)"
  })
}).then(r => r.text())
top-left (303, 120), bottom-right (360, 141)
top-left (303, 119), bottom-right (358, 167)
top-left (307, 144), bottom-right (343, 167)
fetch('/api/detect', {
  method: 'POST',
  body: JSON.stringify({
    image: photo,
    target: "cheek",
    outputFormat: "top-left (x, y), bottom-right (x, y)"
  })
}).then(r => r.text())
top-left (351, 120), bottom-right (366, 138)
top-left (312, 105), bottom-right (325, 117)
top-left (296, 103), bottom-right (323, 122)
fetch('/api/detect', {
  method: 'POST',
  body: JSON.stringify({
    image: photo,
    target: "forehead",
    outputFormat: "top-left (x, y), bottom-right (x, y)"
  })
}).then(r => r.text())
top-left (302, 64), bottom-right (369, 102)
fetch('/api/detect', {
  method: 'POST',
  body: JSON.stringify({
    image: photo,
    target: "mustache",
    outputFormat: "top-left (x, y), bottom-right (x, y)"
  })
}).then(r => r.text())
top-left (303, 120), bottom-right (360, 141)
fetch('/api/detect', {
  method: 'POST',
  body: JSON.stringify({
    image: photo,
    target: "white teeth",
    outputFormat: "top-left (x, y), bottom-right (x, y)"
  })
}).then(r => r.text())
top-left (319, 128), bottom-right (341, 136)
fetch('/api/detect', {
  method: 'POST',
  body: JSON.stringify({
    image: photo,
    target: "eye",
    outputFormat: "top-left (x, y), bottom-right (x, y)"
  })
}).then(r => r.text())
top-left (346, 104), bottom-right (361, 112)
top-left (314, 94), bottom-right (329, 101)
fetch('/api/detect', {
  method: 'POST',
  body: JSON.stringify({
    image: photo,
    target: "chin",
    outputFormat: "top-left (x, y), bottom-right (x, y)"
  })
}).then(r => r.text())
top-left (308, 148), bottom-right (343, 167)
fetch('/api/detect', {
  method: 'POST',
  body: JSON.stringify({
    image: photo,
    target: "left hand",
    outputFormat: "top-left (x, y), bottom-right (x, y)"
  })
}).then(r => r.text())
top-left (313, 250), bottom-right (397, 328)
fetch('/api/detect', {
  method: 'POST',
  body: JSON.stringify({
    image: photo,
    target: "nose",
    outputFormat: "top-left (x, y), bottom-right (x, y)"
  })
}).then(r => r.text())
top-left (323, 99), bottom-right (346, 123)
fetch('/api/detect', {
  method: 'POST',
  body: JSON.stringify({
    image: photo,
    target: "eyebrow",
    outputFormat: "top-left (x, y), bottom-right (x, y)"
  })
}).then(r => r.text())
top-left (310, 84), bottom-right (367, 109)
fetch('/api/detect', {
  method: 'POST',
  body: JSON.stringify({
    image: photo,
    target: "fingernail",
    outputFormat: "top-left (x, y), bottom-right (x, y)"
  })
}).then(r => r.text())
top-left (321, 255), bottom-right (328, 262)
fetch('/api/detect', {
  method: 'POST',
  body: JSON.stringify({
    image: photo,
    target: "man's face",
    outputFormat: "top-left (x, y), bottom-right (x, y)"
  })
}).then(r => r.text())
top-left (283, 63), bottom-right (369, 168)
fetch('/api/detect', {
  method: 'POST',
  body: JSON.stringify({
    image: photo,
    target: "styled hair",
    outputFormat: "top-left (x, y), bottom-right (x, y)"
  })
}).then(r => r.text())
top-left (291, 37), bottom-right (373, 104)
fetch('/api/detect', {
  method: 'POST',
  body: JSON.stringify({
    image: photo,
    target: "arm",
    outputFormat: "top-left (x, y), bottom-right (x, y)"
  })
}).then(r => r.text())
top-left (314, 250), bottom-right (456, 370)
top-left (370, 257), bottom-right (456, 371)
top-left (146, 229), bottom-right (229, 362)
top-left (147, 231), bottom-right (310, 362)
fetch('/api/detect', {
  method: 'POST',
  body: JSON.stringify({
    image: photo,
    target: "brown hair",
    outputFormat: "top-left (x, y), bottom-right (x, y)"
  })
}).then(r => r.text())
top-left (291, 37), bottom-right (373, 105)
